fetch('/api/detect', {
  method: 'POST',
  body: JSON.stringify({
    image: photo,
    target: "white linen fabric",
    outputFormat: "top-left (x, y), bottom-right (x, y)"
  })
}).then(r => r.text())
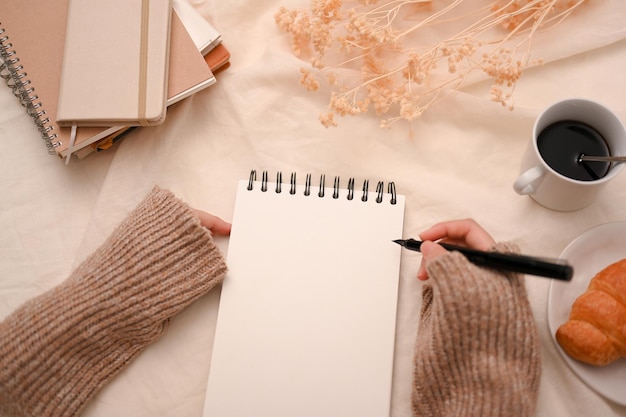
top-left (1, 1), bottom-right (626, 416)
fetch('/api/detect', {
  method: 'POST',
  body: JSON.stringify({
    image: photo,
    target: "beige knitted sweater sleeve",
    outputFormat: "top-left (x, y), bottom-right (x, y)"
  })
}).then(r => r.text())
top-left (412, 243), bottom-right (542, 417)
top-left (0, 187), bottom-right (228, 417)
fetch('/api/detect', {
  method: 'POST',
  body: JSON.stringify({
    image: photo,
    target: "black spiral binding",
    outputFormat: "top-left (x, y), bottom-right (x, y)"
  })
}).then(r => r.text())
top-left (0, 23), bottom-right (60, 154)
top-left (247, 170), bottom-right (398, 205)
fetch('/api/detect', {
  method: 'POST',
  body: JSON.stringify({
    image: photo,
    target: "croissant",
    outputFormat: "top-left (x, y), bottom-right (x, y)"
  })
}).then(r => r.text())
top-left (555, 258), bottom-right (626, 366)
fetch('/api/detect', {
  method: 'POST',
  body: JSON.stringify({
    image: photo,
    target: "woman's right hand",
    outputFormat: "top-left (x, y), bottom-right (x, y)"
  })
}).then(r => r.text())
top-left (417, 219), bottom-right (496, 280)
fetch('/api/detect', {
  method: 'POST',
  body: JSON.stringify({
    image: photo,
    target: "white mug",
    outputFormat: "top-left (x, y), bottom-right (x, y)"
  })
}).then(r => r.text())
top-left (513, 98), bottom-right (626, 211)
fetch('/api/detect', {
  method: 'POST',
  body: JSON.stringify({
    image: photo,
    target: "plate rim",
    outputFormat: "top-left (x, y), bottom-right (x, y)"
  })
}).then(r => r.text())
top-left (547, 221), bottom-right (626, 406)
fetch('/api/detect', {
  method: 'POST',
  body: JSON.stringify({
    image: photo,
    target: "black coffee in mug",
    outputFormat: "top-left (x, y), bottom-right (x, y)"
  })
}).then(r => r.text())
top-left (537, 120), bottom-right (611, 181)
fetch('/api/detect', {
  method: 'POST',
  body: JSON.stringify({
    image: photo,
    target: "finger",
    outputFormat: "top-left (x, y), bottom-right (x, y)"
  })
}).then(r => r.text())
top-left (421, 240), bottom-right (448, 259)
top-left (417, 259), bottom-right (428, 281)
top-left (419, 219), bottom-right (494, 250)
top-left (194, 209), bottom-right (232, 236)
top-left (417, 241), bottom-right (448, 281)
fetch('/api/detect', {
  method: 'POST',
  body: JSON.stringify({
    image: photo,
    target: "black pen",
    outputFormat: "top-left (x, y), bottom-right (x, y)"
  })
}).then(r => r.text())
top-left (393, 238), bottom-right (573, 281)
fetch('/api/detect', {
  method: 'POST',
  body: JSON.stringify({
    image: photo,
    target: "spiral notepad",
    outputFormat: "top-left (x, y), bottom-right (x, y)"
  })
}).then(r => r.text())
top-left (0, 22), bottom-right (59, 154)
top-left (0, 0), bottom-right (120, 156)
top-left (203, 170), bottom-right (405, 417)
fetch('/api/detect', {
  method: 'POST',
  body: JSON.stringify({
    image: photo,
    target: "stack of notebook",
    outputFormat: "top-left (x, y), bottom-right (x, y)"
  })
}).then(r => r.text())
top-left (0, 0), bottom-right (230, 161)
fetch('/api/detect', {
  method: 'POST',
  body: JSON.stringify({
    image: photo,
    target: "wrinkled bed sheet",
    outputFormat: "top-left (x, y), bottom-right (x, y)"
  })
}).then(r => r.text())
top-left (1, 1), bottom-right (626, 416)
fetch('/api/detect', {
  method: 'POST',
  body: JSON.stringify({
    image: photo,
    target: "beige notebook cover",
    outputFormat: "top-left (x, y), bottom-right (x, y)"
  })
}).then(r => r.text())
top-left (0, 0), bottom-right (214, 159)
top-left (56, 0), bottom-right (172, 127)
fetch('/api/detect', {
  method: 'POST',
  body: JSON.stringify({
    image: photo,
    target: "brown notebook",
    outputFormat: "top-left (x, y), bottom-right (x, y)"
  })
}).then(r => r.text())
top-left (0, 0), bottom-right (215, 159)
top-left (205, 44), bottom-right (231, 73)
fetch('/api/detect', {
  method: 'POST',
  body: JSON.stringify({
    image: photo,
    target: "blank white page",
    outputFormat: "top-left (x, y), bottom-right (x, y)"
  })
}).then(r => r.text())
top-left (203, 173), bottom-right (405, 417)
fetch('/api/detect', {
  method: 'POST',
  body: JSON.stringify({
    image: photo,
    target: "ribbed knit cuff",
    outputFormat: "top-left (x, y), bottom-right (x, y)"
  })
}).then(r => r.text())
top-left (0, 187), bottom-right (228, 417)
top-left (412, 243), bottom-right (541, 417)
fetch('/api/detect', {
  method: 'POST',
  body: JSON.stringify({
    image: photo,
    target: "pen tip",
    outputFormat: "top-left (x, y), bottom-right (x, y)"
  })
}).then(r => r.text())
top-left (393, 239), bottom-right (406, 247)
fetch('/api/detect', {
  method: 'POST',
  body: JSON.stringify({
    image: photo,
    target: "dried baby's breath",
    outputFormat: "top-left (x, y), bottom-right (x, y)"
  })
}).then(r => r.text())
top-left (275, 0), bottom-right (587, 127)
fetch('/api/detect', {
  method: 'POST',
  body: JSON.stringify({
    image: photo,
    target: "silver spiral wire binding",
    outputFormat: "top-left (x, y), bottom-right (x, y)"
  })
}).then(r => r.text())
top-left (388, 182), bottom-right (397, 205)
top-left (361, 179), bottom-right (369, 202)
top-left (290, 172), bottom-right (297, 194)
top-left (304, 173), bottom-right (312, 196)
top-left (0, 24), bottom-right (59, 154)
top-left (275, 172), bottom-right (282, 193)
top-left (375, 181), bottom-right (384, 203)
top-left (247, 170), bottom-right (257, 190)
top-left (247, 170), bottom-right (397, 204)
top-left (333, 176), bottom-right (340, 199)
top-left (347, 178), bottom-right (355, 200)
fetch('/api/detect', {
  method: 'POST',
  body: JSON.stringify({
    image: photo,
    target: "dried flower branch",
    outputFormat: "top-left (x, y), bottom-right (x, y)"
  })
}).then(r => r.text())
top-left (275, 0), bottom-right (588, 127)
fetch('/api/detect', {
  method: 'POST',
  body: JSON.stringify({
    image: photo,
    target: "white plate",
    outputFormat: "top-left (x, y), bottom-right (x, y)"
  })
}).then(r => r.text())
top-left (547, 222), bottom-right (626, 405)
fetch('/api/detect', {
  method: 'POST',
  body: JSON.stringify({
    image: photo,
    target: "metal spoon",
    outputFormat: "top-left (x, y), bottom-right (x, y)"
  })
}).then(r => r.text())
top-left (578, 154), bottom-right (626, 163)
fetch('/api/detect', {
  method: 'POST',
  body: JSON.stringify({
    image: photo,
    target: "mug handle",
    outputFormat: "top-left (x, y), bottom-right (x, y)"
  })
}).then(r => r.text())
top-left (513, 166), bottom-right (545, 195)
